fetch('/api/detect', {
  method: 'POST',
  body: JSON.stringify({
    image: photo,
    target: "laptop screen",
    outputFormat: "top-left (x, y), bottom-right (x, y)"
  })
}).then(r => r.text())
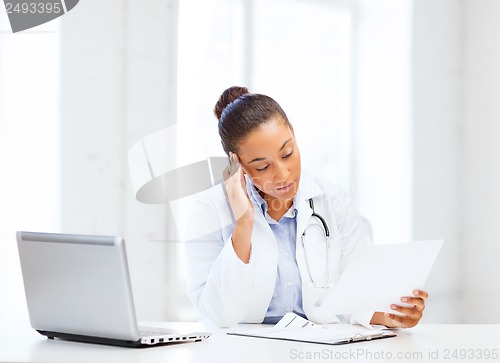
top-left (17, 231), bottom-right (140, 341)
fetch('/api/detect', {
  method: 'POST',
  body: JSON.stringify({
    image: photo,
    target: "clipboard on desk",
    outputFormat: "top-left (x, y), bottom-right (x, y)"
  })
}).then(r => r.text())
top-left (227, 313), bottom-right (396, 345)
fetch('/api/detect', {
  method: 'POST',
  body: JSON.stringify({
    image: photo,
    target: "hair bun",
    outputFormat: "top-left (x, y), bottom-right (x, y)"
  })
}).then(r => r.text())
top-left (214, 86), bottom-right (249, 120)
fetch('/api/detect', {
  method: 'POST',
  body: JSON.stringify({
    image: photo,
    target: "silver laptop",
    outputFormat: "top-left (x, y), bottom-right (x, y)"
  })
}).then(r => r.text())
top-left (17, 231), bottom-right (211, 348)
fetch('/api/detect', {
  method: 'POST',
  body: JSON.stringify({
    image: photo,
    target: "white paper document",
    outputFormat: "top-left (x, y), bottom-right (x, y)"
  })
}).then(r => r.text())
top-left (318, 239), bottom-right (444, 315)
top-left (227, 313), bottom-right (396, 345)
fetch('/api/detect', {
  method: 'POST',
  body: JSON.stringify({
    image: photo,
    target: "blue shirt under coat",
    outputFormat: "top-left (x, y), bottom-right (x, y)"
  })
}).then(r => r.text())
top-left (246, 180), bottom-right (305, 324)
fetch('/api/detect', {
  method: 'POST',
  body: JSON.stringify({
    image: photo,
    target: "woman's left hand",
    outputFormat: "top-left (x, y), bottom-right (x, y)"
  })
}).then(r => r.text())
top-left (370, 289), bottom-right (428, 328)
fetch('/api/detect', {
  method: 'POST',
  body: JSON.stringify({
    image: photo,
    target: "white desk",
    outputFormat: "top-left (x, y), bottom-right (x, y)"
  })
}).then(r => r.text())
top-left (1, 320), bottom-right (500, 363)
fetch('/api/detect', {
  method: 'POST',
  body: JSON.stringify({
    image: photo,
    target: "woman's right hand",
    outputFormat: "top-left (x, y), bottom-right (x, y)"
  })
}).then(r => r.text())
top-left (223, 152), bottom-right (254, 263)
top-left (223, 152), bottom-right (254, 225)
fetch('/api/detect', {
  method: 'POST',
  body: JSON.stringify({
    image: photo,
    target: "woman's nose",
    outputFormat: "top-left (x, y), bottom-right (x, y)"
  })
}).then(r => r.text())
top-left (274, 162), bottom-right (290, 181)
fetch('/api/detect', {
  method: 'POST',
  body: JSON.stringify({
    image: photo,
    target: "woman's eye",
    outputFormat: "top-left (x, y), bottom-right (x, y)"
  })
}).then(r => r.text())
top-left (283, 150), bottom-right (293, 158)
top-left (256, 165), bottom-right (269, 172)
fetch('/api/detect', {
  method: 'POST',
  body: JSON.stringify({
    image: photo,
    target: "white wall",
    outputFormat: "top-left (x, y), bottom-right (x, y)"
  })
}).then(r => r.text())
top-left (0, 16), bottom-right (60, 324)
top-left (412, 0), bottom-right (500, 323)
top-left (352, 0), bottom-right (413, 245)
top-left (411, 0), bottom-right (463, 323)
top-left (462, 0), bottom-right (500, 323)
top-left (353, 0), bottom-right (463, 323)
top-left (58, 0), bottom-right (183, 321)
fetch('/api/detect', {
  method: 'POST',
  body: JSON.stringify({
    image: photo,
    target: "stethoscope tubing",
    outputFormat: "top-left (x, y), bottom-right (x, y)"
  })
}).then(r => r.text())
top-left (301, 198), bottom-right (331, 288)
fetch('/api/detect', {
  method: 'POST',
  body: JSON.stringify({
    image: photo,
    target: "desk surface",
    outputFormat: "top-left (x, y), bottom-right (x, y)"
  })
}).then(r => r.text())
top-left (1, 320), bottom-right (500, 363)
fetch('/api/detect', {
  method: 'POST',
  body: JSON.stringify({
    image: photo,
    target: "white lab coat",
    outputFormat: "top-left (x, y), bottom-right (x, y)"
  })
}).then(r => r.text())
top-left (184, 172), bottom-right (373, 328)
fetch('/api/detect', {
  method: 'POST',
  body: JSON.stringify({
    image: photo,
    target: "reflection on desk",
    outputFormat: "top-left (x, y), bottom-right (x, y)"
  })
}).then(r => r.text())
top-left (1, 319), bottom-right (500, 363)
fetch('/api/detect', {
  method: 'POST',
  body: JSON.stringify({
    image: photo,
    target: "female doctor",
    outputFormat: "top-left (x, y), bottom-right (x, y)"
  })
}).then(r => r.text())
top-left (184, 86), bottom-right (428, 328)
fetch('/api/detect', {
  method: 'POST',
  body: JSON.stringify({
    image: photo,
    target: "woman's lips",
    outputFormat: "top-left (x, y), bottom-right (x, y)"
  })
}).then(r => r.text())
top-left (276, 181), bottom-right (294, 193)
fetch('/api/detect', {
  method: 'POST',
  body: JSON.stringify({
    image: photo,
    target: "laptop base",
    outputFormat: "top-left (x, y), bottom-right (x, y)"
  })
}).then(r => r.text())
top-left (37, 330), bottom-right (198, 348)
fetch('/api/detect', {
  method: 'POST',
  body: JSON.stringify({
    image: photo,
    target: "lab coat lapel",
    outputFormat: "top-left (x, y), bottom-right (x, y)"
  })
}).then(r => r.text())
top-left (295, 173), bottom-right (321, 238)
top-left (296, 194), bottom-right (313, 241)
top-left (294, 180), bottom-right (314, 302)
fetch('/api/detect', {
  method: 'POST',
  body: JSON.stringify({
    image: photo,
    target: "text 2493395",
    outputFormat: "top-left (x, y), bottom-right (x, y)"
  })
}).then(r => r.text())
top-left (5, 2), bottom-right (62, 14)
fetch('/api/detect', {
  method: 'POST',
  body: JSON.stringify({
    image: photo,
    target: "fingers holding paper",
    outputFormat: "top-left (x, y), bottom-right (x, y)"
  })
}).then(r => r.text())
top-left (383, 289), bottom-right (428, 328)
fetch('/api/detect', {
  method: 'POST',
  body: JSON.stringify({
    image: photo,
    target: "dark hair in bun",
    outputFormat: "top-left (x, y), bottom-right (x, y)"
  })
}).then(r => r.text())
top-left (214, 86), bottom-right (292, 155)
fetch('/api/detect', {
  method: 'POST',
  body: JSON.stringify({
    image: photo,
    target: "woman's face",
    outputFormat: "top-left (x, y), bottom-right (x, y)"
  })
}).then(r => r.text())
top-left (237, 116), bottom-right (301, 207)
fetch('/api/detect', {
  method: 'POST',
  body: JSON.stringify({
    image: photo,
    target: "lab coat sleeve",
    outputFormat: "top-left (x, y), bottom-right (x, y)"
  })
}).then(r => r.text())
top-left (184, 194), bottom-right (253, 328)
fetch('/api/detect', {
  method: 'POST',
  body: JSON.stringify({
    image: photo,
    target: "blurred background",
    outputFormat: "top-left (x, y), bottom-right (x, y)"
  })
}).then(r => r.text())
top-left (1, 0), bottom-right (499, 324)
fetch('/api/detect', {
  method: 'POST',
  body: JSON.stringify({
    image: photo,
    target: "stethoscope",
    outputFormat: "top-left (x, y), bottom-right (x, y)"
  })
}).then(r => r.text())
top-left (301, 198), bottom-right (332, 288)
